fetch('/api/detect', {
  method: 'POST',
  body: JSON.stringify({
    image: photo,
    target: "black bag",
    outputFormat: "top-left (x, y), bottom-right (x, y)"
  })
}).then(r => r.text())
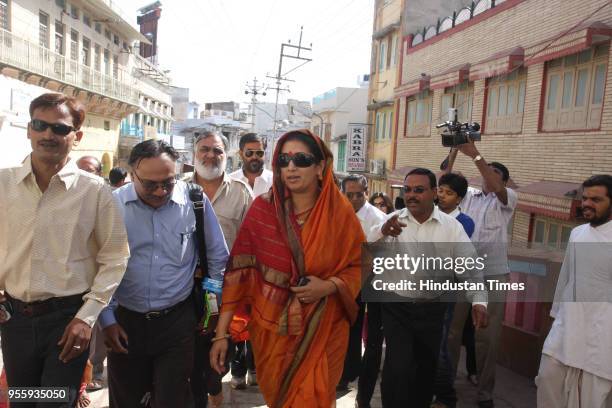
top-left (188, 183), bottom-right (208, 322)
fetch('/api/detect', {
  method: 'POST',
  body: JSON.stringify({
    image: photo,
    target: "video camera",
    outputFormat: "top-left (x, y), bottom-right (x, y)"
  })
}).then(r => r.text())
top-left (436, 108), bottom-right (481, 147)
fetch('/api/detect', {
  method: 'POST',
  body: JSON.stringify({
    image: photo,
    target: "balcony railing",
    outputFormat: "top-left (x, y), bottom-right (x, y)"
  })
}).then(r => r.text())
top-left (0, 29), bottom-right (139, 105)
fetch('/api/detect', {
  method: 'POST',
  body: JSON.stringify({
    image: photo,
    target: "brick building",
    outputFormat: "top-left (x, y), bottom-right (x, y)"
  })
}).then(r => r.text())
top-left (390, 0), bottom-right (612, 376)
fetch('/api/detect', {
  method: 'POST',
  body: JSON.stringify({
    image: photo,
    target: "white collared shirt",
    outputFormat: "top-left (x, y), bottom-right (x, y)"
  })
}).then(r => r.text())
top-left (371, 206), bottom-right (486, 304)
top-left (461, 187), bottom-right (517, 275)
top-left (229, 168), bottom-right (273, 197)
top-left (356, 201), bottom-right (387, 242)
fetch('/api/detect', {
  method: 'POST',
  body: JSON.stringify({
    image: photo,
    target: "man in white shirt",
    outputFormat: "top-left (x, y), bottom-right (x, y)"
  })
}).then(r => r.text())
top-left (338, 174), bottom-right (386, 395)
top-left (373, 168), bottom-right (488, 408)
top-left (444, 140), bottom-right (517, 408)
top-left (229, 133), bottom-right (273, 197)
top-left (536, 174), bottom-right (612, 408)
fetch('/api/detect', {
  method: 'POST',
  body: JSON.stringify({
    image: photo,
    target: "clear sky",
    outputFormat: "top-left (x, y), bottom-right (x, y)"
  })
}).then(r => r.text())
top-left (120, 0), bottom-right (376, 106)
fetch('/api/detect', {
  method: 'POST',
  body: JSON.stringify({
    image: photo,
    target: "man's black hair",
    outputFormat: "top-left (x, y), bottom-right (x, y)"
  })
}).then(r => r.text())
top-left (239, 133), bottom-right (263, 151)
top-left (583, 174), bottom-right (612, 199)
top-left (128, 139), bottom-right (179, 168)
top-left (109, 167), bottom-right (128, 186)
top-left (405, 167), bottom-right (436, 189)
top-left (490, 161), bottom-right (510, 182)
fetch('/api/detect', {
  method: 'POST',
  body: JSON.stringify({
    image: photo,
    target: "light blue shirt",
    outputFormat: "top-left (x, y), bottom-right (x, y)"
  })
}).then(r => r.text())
top-left (99, 181), bottom-right (229, 328)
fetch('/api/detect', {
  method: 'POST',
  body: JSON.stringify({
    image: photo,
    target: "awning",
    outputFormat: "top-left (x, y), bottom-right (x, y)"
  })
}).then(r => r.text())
top-left (394, 76), bottom-right (430, 98)
top-left (515, 181), bottom-right (581, 220)
top-left (469, 47), bottom-right (524, 81)
top-left (524, 21), bottom-right (612, 66)
top-left (430, 64), bottom-right (470, 90)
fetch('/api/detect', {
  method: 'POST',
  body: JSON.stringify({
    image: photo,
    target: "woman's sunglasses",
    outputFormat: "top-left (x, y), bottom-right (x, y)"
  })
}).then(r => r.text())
top-left (277, 152), bottom-right (317, 168)
top-left (30, 119), bottom-right (75, 136)
top-left (244, 149), bottom-right (264, 158)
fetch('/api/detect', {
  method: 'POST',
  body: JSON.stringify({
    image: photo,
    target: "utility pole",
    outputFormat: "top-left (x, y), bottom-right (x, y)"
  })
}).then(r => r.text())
top-left (266, 26), bottom-right (312, 150)
top-left (244, 77), bottom-right (267, 132)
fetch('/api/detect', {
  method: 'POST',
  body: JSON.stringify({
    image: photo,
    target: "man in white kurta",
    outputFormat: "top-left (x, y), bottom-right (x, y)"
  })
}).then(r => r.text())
top-left (537, 175), bottom-right (612, 408)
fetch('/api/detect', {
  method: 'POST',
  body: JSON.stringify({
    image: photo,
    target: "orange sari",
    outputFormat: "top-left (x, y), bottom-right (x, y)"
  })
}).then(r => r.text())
top-left (221, 130), bottom-right (364, 407)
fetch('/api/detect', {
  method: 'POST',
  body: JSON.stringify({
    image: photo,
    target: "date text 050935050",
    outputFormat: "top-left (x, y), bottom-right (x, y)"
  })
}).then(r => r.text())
top-left (6, 387), bottom-right (69, 402)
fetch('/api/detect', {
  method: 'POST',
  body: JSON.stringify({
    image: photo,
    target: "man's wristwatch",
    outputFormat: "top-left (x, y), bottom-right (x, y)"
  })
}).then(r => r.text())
top-left (473, 155), bottom-right (483, 163)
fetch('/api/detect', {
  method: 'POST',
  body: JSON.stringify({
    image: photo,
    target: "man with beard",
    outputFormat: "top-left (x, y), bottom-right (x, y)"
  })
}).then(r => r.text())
top-left (0, 93), bottom-right (129, 407)
top-left (536, 175), bottom-right (612, 408)
top-left (444, 140), bottom-right (517, 408)
top-left (372, 168), bottom-right (488, 408)
top-left (229, 133), bottom-right (273, 197)
top-left (190, 131), bottom-right (252, 407)
top-left (98, 140), bottom-right (229, 407)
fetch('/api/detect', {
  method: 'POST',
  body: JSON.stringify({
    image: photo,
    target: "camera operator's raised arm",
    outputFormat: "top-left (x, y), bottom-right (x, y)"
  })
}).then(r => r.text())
top-left (456, 139), bottom-right (509, 205)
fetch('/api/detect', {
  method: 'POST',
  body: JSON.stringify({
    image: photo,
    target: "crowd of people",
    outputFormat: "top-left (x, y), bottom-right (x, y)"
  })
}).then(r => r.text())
top-left (0, 92), bottom-right (611, 408)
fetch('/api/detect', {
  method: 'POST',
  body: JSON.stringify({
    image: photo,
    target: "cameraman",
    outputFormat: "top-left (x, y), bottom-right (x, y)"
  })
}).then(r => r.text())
top-left (443, 140), bottom-right (517, 408)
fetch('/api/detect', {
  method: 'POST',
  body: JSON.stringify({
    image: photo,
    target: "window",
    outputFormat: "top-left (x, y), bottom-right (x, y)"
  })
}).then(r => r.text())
top-left (543, 44), bottom-right (609, 131)
top-left (378, 40), bottom-right (386, 72)
top-left (113, 55), bottom-right (118, 78)
top-left (388, 111), bottom-right (394, 139)
top-left (103, 48), bottom-right (110, 75)
top-left (39, 12), bottom-right (49, 48)
top-left (70, 4), bottom-right (79, 19)
top-left (405, 90), bottom-right (432, 137)
top-left (337, 140), bottom-right (346, 172)
top-left (0, 0), bottom-right (9, 31)
top-left (375, 112), bottom-right (382, 140)
top-left (389, 35), bottom-right (397, 67)
top-left (104, 28), bottom-right (111, 40)
top-left (531, 218), bottom-right (574, 250)
top-left (486, 68), bottom-right (527, 133)
top-left (54, 21), bottom-right (65, 55)
top-left (82, 37), bottom-right (90, 66)
top-left (104, 120), bottom-right (110, 131)
top-left (441, 81), bottom-right (473, 123)
top-left (83, 14), bottom-right (91, 27)
top-left (94, 44), bottom-right (101, 71)
top-left (95, 22), bottom-right (101, 33)
top-left (113, 34), bottom-right (119, 46)
top-left (70, 30), bottom-right (78, 61)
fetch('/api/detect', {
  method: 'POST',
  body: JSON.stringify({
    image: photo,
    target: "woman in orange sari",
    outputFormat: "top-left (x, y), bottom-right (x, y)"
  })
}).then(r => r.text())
top-left (210, 130), bottom-right (364, 407)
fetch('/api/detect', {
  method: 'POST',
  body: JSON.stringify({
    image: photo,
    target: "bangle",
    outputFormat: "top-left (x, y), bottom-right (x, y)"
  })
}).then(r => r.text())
top-left (211, 334), bottom-right (230, 343)
top-left (328, 279), bottom-right (339, 294)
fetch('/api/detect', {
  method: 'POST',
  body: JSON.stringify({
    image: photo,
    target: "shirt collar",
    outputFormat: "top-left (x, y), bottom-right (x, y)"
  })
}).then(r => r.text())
top-left (356, 201), bottom-right (370, 219)
top-left (399, 205), bottom-right (442, 224)
top-left (448, 207), bottom-right (461, 218)
top-left (16, 155), bottom-right (79, 190)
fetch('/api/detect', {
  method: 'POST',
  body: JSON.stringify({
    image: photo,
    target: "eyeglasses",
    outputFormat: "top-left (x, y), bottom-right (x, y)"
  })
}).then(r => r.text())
top-left (198, 146), bottom-right (224, 156)
top-left (277, 152), bottom-right (317, 168)
top-left (244, 149), bottom-right (264, 158)
top-left (373, 200), bottom-right (387, 208)
top-left (401, 186), bottom-right (427, 194)
top-left (133, 172), bottom-right (177, 192)
top-left (345, 191), bottom-right (365, 199)
top-left (30, 119), bottom-right (75, 136)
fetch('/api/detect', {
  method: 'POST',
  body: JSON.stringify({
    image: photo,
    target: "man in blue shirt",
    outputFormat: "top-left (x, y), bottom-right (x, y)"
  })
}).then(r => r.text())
top-left (433, 172), bottom-right (476, 408)
top-left (99, 140), bottom-right (229, 408)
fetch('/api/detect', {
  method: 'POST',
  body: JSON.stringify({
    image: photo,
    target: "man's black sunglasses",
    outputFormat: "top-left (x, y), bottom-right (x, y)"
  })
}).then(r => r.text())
top-left (30, 119), bottom-right (75, 136)
top-left (244, 149), bottom-right (264, 158)
top-left (277, 152), bottom-right (317, 168)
